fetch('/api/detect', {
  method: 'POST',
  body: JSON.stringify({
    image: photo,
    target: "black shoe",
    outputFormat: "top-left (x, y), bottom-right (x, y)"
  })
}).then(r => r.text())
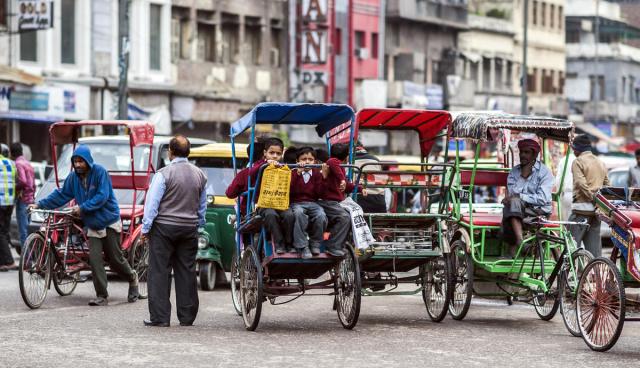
top-left (310, 245), bottom-right (321, 255)
top-left (275, 245), bottom-right (286, 254)
top-left (326, 248), bottom-right (345, 257)
top-left (300, 247), bottom-right (312, 259)
top-left (179, 322), bottom-right (193, 326)
top-left (143, 319), bottom-right (170, 327)
top-left (128, 271), bottom-right (139, 303)
top-left (14, 245), bottom-right (21, 256)
top-left (88, 297), bottom-right (108, 306)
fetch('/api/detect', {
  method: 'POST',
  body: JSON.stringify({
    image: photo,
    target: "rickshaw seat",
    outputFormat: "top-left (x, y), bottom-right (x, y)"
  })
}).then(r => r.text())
top-left (620, 209), bottom-right (640, 228)
top-left (460, 170), bottom-right (509, 187)
top-left (461, 213), bottom-right (502, 226)
top-left (120, 205), bottom-right (144, 219)
top-left (110, 173), bottom-right (151, 190)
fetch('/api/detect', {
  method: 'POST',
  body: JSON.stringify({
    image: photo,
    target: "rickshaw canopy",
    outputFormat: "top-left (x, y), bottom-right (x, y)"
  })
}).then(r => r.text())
top-left (50, 120), bottom-right (155, 146)
top-left (230, 102), bottom-right (355, 138)
top-left (356, 108), bottom-right (451, 157)
top-left (450, 113), bottom-right (574, 142)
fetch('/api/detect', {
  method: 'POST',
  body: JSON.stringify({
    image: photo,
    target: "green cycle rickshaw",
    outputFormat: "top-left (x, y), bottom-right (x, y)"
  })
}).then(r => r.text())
top-left (446, 113), bottom-right (593, 336)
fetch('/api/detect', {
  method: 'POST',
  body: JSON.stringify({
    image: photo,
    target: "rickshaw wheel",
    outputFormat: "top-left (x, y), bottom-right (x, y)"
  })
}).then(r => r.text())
top-left (560, 249), bottom-right (594, 337)
top-left (448, 240), bottom-right (473, 321)
top-left (335, 244), bottom-right (361, 330)
top-left (19, 233), bottom-right (51, 309)
top-left (577, 257), bottom-right (625, 352)
top-left (230, 251), bottom-right (242, 316)
top-left (52, 260), bottom-right (79, 296)
top-left (199, 261), bottom-right (217, 291)
top-left (129, 237), bottom-right (149, 299)
top-left (240, 246), bottom-right (263, 331)
top-left (533, 243), bottom-right (561, 321)
top-left (423, 255), bottom-right (451, 322)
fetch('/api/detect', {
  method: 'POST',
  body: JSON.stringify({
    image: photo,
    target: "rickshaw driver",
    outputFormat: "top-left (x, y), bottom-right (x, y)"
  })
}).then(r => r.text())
top-left (501, 139), bottom-right (554, 257)
top-left (29, 145), bottom-right (139, 306)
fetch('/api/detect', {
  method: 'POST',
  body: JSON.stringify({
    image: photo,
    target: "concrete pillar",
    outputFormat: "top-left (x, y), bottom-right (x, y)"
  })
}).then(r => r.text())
top-left (215, 11), bottom-right (222, 63)
top-left (239, 15), bottom-right (245, 64)
top-left (189, 6), bottom-right (197, 61)
top-left (464, 59), bottom-right (470, 79)
top-left (261, 3), bottom-right (271, 66)
top-left (501, 58), bottom-right (507, 92)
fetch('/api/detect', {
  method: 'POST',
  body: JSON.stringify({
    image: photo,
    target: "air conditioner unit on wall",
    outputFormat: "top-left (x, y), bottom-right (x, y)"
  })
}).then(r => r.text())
top-left (355, 48), bottom-right (369, 60)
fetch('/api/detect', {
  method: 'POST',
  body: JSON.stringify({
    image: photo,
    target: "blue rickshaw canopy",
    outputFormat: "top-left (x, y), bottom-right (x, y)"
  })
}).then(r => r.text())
top-left (230, 102), bottom-right (355, 138)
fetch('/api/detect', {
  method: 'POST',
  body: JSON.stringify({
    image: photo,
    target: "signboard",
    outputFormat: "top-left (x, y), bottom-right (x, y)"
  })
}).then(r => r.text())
top-left (0, 83), bottom-right (90, 122)
top-left (17, 1), bottom-right (54, 31)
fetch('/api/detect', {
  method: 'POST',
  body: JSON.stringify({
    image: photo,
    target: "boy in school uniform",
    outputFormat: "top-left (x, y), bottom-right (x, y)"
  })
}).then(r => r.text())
top-left (289, 147), bottom-right (327, 259)
top-left (318, 143), bottom-right (365, 256)
top-left (226, 140), bottom-right (265, 217)
top-left (247, 137), bottom-right (294, 254)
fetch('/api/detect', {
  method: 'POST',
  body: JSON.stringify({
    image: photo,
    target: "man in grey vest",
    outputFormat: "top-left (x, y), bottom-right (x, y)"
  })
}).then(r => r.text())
top-left (141, 135), bottom-right (207, 327)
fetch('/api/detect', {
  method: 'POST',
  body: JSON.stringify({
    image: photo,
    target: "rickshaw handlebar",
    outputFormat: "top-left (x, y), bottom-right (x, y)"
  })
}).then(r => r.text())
top-left (537, 217), bottom-right (589, 227)
top-left (28, 208), bottom-right (74, 215)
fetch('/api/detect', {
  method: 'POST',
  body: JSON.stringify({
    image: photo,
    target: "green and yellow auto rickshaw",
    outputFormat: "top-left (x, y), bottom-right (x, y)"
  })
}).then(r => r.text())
top-left (190, 143), bottom-right (248, 290)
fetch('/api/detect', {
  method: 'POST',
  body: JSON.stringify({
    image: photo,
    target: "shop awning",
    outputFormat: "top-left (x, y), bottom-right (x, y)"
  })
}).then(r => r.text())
top-left (575, 122), bottom-right (622, 147)
top-left (0, 65), bottom-right (43, 85)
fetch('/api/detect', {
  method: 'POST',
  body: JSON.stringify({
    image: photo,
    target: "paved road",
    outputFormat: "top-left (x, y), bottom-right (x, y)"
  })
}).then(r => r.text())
top-left (2, 263), bottom-right (640, 367)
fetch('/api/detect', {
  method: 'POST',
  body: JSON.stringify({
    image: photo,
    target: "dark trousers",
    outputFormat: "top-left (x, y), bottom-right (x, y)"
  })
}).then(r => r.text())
top-left (88, 228), bottom-right (135, 298)
top-left (148, 222), bottom-right (199, 325)
top-left (318, 201), bottom-right (350, 251)
top-left (569, 212), bottom-right (602, 258)
top-left (501, 198), bottom-right (548, 245)
top-left (0, 206), bottom-right (14, 265)
top-left (257, 208), bottom-right (294, 247)
top-left (356, 194), bottom-right (386, 213)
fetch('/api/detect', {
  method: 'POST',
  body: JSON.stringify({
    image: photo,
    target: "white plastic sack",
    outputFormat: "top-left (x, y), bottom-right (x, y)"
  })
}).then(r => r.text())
top-left (340, 197), bottom-right (375, 250)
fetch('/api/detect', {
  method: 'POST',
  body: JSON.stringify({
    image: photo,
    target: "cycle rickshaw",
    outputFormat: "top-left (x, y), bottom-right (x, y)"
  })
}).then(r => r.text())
top-left (447, 113), bottom-right (593, 335)
top-left (575, 187), bottom-right (640, 351)
top-left (19, 120), bottom-right (154, 309)
top-left (230, 102), bottom-right (361, 331)
top-left (349, 108), bottom-right (454, 322)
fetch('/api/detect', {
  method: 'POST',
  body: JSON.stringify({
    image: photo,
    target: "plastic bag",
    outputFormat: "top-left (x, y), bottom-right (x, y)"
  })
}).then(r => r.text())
top-left (340, 196), bottom-right (375, 249)
top-left (256, 164), bottom-right (291, 211)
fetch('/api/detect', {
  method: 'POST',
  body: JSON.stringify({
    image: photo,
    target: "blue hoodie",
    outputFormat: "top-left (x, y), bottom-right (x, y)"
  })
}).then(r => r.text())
top-left (38, 145), bottom-right (121, 230)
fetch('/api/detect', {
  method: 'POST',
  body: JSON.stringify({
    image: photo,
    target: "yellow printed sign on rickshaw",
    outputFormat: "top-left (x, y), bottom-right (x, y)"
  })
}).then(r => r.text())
top-left (256, 164), bottom-right (291, 211)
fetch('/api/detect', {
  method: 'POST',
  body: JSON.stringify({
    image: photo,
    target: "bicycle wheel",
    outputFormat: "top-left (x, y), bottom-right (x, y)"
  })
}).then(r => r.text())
top-left (240, 246), bottom-right (263, 331)
top-left (560, 249), bottom-right (594, 337)
top-left (19, 233), bottom-right (51, 309)
top-left (423, 255), bottom-right (451, 322)
top-left (335, 244), bottom-right (361, 330)
top-left (52, 260), bottom-right (79, 296)
top-left (128, 237), bottom-right (149, 299)
top-left (533, 243), bottom-right (560, 321)
top-left (448, 239), bottom-right (473, 320)
top-left (577, 257), bottom-right (625, 352)
top-left (230, 250), bottom-right (242, 316)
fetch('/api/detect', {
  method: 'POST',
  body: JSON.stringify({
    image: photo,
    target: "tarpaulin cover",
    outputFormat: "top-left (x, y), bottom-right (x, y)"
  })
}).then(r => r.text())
top-left (356, 108), bottom-right (451, 157)
top-left (50, 120), bottom-right (155, 146)
top-left (230, 102), bottom-right (354, 138)
top-left (450, 113), bottom-right (574, 142)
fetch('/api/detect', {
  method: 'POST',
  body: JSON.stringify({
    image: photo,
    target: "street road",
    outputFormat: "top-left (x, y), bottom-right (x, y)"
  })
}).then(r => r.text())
top-left (2, 263), bottom-right (640, 367)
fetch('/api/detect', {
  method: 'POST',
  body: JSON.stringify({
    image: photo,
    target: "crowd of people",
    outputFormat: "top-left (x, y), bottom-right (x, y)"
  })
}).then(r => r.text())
top-left (0, 143), bottom-right (35, 272)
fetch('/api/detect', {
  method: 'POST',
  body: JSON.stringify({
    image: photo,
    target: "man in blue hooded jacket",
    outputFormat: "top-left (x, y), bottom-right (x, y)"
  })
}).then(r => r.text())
top-left (30, 145), bottom-right (139, 306)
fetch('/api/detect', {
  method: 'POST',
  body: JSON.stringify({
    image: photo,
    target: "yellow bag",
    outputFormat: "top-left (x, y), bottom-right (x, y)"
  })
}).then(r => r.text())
top-left (256, 164), bottom-right (291, 211)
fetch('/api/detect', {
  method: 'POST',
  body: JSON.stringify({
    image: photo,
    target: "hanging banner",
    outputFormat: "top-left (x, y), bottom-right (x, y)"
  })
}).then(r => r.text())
top-left (18, 1), bottom-right (54, 31)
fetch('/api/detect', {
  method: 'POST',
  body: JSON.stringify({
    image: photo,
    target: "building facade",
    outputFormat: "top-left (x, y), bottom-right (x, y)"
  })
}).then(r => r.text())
top-left (565, 0), bottom-right (640, 139)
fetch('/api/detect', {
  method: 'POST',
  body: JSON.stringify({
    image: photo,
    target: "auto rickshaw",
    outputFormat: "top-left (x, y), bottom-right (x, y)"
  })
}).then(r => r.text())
top-left (189, 143), bottom-right (248, 290)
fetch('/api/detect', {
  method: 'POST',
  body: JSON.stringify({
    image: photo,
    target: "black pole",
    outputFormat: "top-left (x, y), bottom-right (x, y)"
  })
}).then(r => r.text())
top-left (521, 0), bottom-right (529, 115)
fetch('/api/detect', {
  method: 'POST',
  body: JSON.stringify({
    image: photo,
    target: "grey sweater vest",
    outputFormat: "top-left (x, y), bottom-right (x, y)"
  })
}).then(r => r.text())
top-left (155, 160), bottom-right (207, 227)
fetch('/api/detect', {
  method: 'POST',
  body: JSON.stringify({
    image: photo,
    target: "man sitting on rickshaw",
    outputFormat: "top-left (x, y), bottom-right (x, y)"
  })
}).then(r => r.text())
top-left (501, 139), bottom-right (554, 258)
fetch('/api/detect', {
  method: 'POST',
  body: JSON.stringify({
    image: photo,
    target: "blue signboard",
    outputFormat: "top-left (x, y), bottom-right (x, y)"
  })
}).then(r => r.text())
top-left (9, 91), bottom-right (49, 111)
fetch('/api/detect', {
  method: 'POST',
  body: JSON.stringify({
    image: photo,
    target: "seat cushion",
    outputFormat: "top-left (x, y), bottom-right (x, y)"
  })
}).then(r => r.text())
top-left (621, 210), bottom-right (640, 227)
top-left (460, 213), bottom-right (502, 226)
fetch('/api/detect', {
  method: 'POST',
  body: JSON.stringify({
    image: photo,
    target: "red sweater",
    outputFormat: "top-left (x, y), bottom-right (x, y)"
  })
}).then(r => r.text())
top-left (290, 168), bottom-right (322, 203)
top-left (320, 158), bottom-right (359, 202)
top-left (226, 168), bottom-right (250, 216)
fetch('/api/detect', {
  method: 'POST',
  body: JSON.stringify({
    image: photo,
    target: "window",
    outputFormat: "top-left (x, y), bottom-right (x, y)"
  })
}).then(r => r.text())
top-left (558, 6), bottom-right (563, 29)
top-left (622, 76), bottom-right (627, 102)
top-left (149, 4), bottom-right (162, 70)
top-left (541, 2), bottom-right (546, 27)
top-left (532, 1), bottom-right (537, 26)
top-left (245, 16), bottom-right (262, 65)
top-left (60, 0), bottom-right (75, 64)
top-left (0, 0), bottom-right (7, 28)
top-left (221, 13), bottom-right (240, 64)
top-left (270, 19), bottom-right (282, 67)
top-left (171, 17), bottom-right (191, 62)
top-left (550, 4), bottom-right (555, 28)
top-left (335, 28), bottom-right (342, 55)
top-left (630, 76), bottom-right (635, 104)
top-left (542, 69), bottom-right (554, 93)
top-left (355, 31), bottom-right (365, 50)
top-left (527, 68), bottom-right (537, 92)
top-left (371, 32), bottom-right (379, 59)
top-left (20, 31), bottom-right (37, 62)
top-left (197, 23), bottom-right (216, 62)
top-left (482, 57), bottom-right (491, 90)
top-left (590, 75), bottom-right (605, 101)
top-left (559, 71), bottom-right (564, 94)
